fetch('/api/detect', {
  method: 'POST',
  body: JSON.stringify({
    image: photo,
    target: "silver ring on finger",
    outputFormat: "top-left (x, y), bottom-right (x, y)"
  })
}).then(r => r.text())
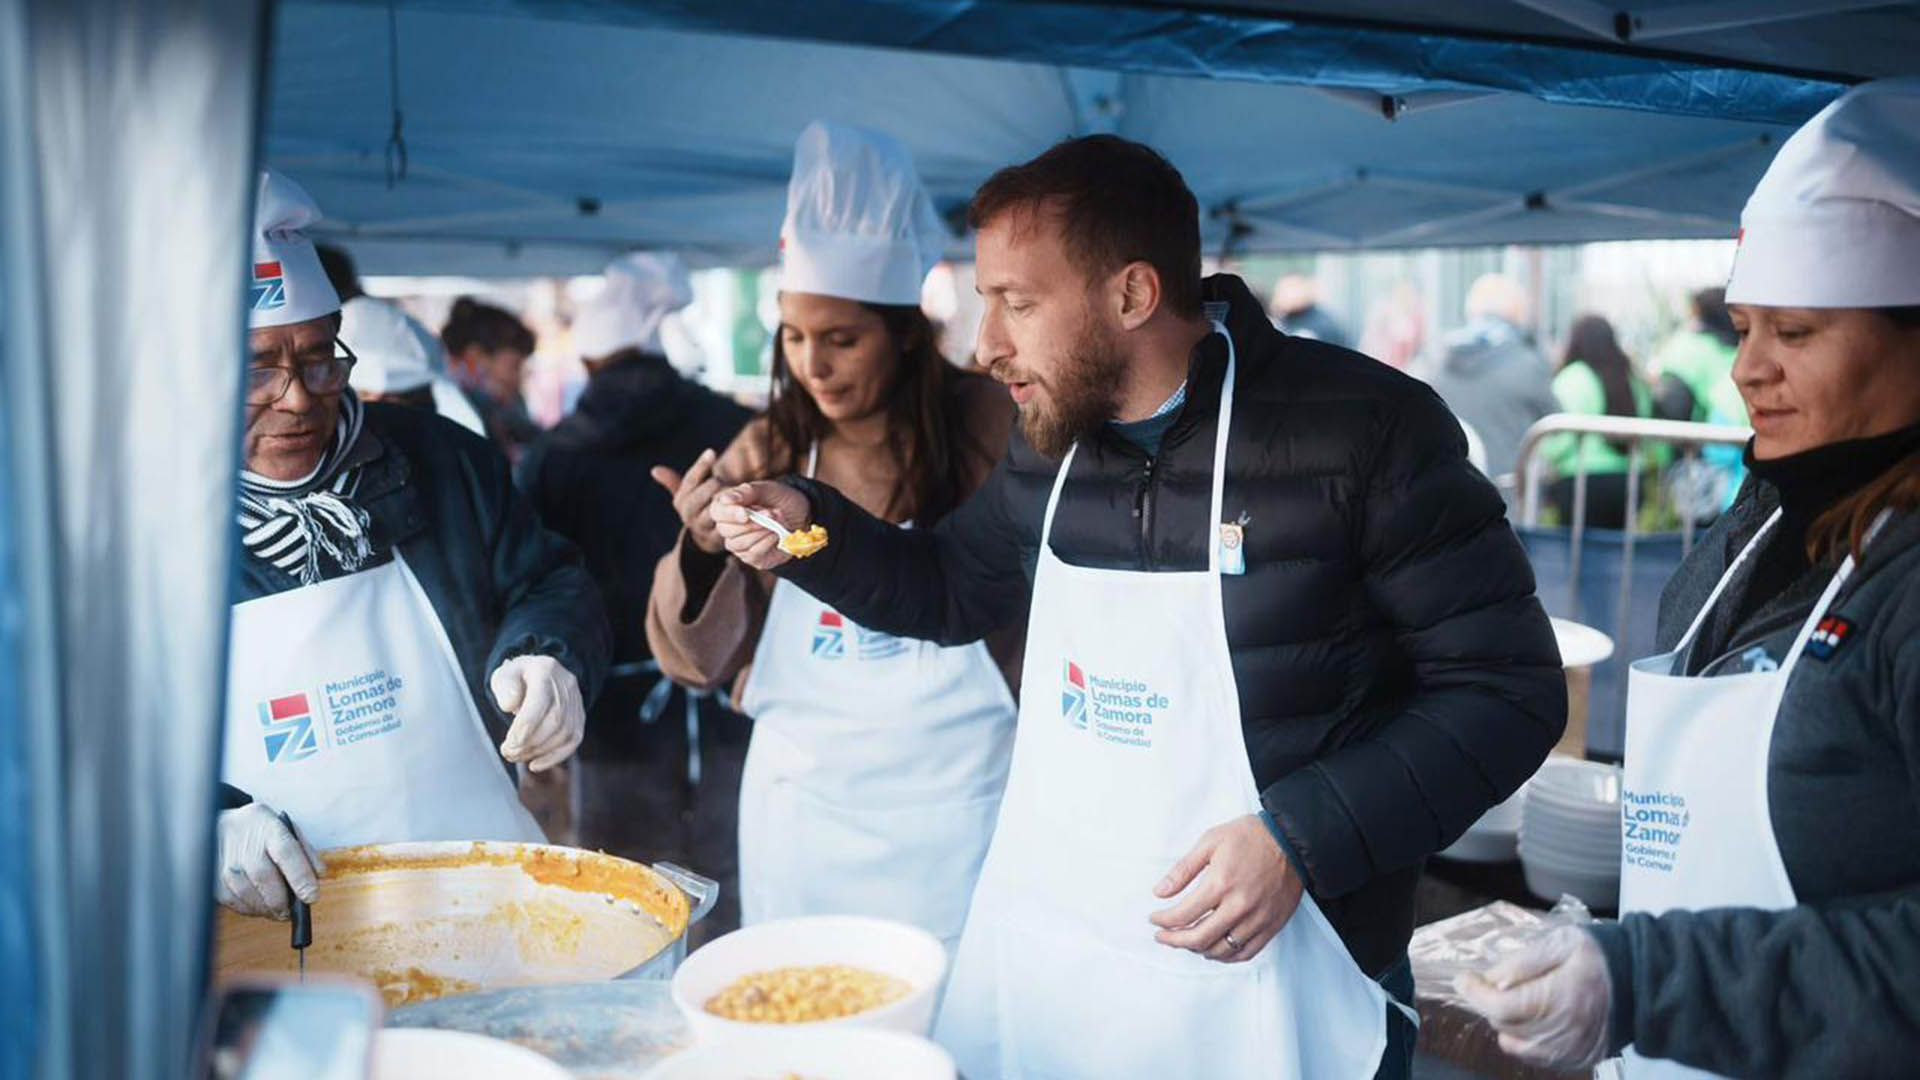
top-left (1223, 932), bottom-right (1245, 952)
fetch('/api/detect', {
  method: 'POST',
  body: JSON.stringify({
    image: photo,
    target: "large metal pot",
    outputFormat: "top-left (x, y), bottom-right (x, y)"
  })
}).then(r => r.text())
top-left (213, 841), bottom-right (717, 1007)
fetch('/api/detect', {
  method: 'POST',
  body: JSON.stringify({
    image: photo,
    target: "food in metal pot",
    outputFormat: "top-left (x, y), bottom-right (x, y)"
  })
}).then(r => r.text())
top-left (705, 964), bottom-right (908, 1023)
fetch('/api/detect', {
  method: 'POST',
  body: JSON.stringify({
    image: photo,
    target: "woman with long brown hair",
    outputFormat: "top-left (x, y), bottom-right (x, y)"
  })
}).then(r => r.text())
top-left (1543, 313), bottom-right (1662, 528)
top-left (646, 122), bottom-right (1018, 949)
top-left (1462, 79), bottom-right (1920, 1078)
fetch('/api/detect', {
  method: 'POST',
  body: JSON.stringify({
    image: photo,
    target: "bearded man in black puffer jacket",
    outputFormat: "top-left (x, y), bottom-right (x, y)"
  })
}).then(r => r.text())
top-left (710, 135), bottom-right (1564, 1079)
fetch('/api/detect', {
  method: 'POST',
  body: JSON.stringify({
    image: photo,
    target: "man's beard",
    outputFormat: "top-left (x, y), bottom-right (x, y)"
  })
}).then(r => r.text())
top-left (1000, 325), bottom-right (1127, 460)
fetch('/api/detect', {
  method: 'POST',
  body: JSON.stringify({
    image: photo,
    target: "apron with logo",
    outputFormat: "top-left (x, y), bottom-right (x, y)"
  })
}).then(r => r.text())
top-left (934, 324), bottom-right (1397, 1079)
top-left (1617, 507), bottom-right (1873, 1080)
top-left (737, 445), bottom-right (1017, 949)
top-left (223, 552), bottom-right (544, 851)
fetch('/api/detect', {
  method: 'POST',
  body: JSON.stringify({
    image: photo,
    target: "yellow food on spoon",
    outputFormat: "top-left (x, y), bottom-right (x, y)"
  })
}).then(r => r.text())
top-left (705, 963), bottom-right (909, 1023)
top-left (779, 524), bottom-right (829, 559)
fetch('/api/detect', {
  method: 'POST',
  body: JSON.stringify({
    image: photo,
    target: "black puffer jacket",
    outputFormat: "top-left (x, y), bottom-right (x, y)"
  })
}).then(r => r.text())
top-left (782, 274), bottom-right (1565, 975)
top-left (234, 404), bottom-right (611, 756)
top-left (519, 352), bottom-right (752, 668)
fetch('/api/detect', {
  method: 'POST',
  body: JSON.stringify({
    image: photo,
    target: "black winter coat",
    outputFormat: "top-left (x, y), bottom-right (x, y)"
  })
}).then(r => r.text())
top-left (233, 404), bottom-right (611, 760)
top-left (781, 274), bottom-right (1565, 975)
top-left (519, 353), bottom-right (753, 670)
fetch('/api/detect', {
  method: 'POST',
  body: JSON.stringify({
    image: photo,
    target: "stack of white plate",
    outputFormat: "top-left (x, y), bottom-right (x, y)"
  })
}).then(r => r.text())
top-left (1439, 783), bottom-right (1528, 863)
top-left (1519, 757), bottom-right (1623, 908)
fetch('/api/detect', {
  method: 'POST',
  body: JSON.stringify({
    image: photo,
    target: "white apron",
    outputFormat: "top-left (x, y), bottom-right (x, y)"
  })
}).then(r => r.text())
top-left (737, 445), bottom-right (1017, 949)
top-left (935, 325), bottom-right (1397, 1080)
top-left (222, 553), bottom-right (544, 851)
top-left (1617, 508), bottom-right (1868, 1080)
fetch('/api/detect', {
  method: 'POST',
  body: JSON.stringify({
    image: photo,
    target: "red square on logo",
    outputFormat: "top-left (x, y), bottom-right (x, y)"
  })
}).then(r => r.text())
top-left (253, 260), bottom-right (283, 280)
top-left (820, 612), bottom-right (843, 627)
top-left (269, 693), bottom-right (309, 720)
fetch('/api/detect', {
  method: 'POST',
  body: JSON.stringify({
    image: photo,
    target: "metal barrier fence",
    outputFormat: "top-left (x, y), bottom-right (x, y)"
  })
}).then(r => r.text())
top-left (1511, 414), bottom-right (1750, 756)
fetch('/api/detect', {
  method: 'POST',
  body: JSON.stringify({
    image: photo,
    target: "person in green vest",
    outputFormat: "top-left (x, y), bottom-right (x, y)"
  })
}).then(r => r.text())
top-left (1542, 314), bottom-right (1665, 528)
top-left (1655, 287), bottom-right (1752, 514)
top-left (1653, 286), bottom-right (1744, 424)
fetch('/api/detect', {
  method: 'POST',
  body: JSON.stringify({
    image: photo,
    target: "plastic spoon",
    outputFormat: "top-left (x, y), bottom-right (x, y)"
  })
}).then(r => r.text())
top-left (744, 508), bottom-right (792, 542)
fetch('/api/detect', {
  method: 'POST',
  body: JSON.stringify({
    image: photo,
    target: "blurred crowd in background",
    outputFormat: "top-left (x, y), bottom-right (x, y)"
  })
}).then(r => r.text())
top-left (376, 237), bottom-right (1747, 527)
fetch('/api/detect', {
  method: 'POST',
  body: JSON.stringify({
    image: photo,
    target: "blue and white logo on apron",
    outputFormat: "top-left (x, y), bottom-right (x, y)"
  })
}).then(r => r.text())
top-left (1062, 661), bottom-right (1089, 729)
top-left (258, 693), bottom-right (321, 763)
top-left (812, 611), bottom-right (848, 658)
top-left (811, 609), bottom-right (911, 661)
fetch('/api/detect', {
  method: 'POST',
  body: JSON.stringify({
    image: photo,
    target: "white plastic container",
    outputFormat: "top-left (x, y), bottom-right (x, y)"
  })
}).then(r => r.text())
top-left (671, 915), bottom-right (949, 1042)
top-left (641, 1028), bottom-right (956, 1080)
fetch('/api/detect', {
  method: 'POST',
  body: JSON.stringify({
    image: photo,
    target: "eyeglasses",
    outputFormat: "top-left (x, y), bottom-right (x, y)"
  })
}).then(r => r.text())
top-left (247, 340), bottom-right (358, 406)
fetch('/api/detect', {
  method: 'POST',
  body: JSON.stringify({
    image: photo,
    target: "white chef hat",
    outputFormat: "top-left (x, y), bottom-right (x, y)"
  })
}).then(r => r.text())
top-left (573, 252), bottom-right (694, 361)
top-left (1726, 77), bottom-right (1920, 309)
top-left (779, 121), bottom-right (949, 307)
top-left (249, 169), bottom-right (340, 329)
top-left (341, 295), bottom-right (443, 395)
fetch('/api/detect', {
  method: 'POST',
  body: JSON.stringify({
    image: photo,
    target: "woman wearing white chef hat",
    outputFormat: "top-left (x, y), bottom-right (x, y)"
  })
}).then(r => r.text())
top-left (645, 122), bottom-right (1020, 950)
top-left (1462, 78), bottom-right (1920, 1078)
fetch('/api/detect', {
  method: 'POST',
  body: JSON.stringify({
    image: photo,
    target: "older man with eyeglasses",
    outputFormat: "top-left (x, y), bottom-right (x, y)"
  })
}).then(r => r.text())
top-left (211, 171), bottom-right (610, 920)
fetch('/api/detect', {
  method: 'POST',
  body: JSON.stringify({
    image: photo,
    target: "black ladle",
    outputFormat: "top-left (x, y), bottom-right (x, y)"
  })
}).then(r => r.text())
top-left (277, 811), bottom-right (313, 977)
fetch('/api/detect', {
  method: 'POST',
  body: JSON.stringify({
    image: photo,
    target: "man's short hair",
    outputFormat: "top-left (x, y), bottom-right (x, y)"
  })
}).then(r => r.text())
top-left (968, 135), bottom-right (1203, 319)
top-left (316, 244), bottom-right (362, 302)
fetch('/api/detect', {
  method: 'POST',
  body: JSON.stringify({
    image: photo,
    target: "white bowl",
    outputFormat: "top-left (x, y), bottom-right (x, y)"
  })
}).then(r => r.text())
top-left (1520, 809), bottom-right (1622, 850)
top-left (1551, 617), bottom-right (1616, 670)
top-left (1522, 854), bottom-right (1621, 909)
top-left (1529, 759), bottom-right (1623, 807)
top-left (641, 1028), bottom-right (956, 1080)
top-left (1518, 837), bottom-right (1622, 875)
top-left (671, 916), bottom-right (949, 1043)
top-left (371, 1029), bottom-right (571, 1080)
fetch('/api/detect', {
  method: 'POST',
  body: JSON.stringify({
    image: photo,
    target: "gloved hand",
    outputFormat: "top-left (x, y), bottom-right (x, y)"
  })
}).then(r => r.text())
top-left (1455, 924), bottom-right (1614, 1070)
top-left (215, 803), bottom-right (322, 919)
top-left (491, 654), bottom-right (585, 772)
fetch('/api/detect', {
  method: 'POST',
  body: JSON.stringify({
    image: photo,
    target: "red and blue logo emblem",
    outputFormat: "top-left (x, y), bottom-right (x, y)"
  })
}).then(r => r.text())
top-left (258, 692), bottom-right (320, 763)
top-left (812, 611), bottom-right (847, 658)
top-left (251, 260), bottom-right (288, 312)
top-left (810, 609), bottom-right (909, 661)
top-left (1805, 616), bottom-right (1854, 661)
top-left (1062, 661), bottom-right (1088, 729)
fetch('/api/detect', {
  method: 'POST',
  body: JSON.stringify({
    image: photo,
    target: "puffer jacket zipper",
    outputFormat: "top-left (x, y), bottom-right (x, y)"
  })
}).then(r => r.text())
top-left (1135, 456), bottom-right (1157, 570)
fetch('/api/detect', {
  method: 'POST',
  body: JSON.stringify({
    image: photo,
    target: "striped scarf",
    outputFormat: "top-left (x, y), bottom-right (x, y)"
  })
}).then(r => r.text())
top-left (238, 391), bottom-right (374, 586)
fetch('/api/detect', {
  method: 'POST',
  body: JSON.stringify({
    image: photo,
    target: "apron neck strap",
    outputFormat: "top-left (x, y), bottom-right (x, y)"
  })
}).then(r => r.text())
top-left (1037, 443), bottom-right (1079, 552)
top-left (1204, 319), bottom-right (1236, 575)
top-left (1036, 320), bottom-right (1238, 562)
top-left (1776, 507), bottom-right (1894, 675)
top-left (1674, 506), bottom-right (1783, 652)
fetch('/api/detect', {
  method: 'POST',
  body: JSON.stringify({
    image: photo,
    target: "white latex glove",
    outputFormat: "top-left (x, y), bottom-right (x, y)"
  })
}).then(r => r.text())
top-left (491, 654), bottom-right (585, 772)
top-left (1455, 924), bottom-right (1614, 1071)
top-left (214, 803), bottom-right (323, 919)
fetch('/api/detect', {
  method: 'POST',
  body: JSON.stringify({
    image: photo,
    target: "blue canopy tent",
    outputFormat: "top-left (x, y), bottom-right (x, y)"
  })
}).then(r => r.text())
top-left (266, 0), bottom-right (1891, 275)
